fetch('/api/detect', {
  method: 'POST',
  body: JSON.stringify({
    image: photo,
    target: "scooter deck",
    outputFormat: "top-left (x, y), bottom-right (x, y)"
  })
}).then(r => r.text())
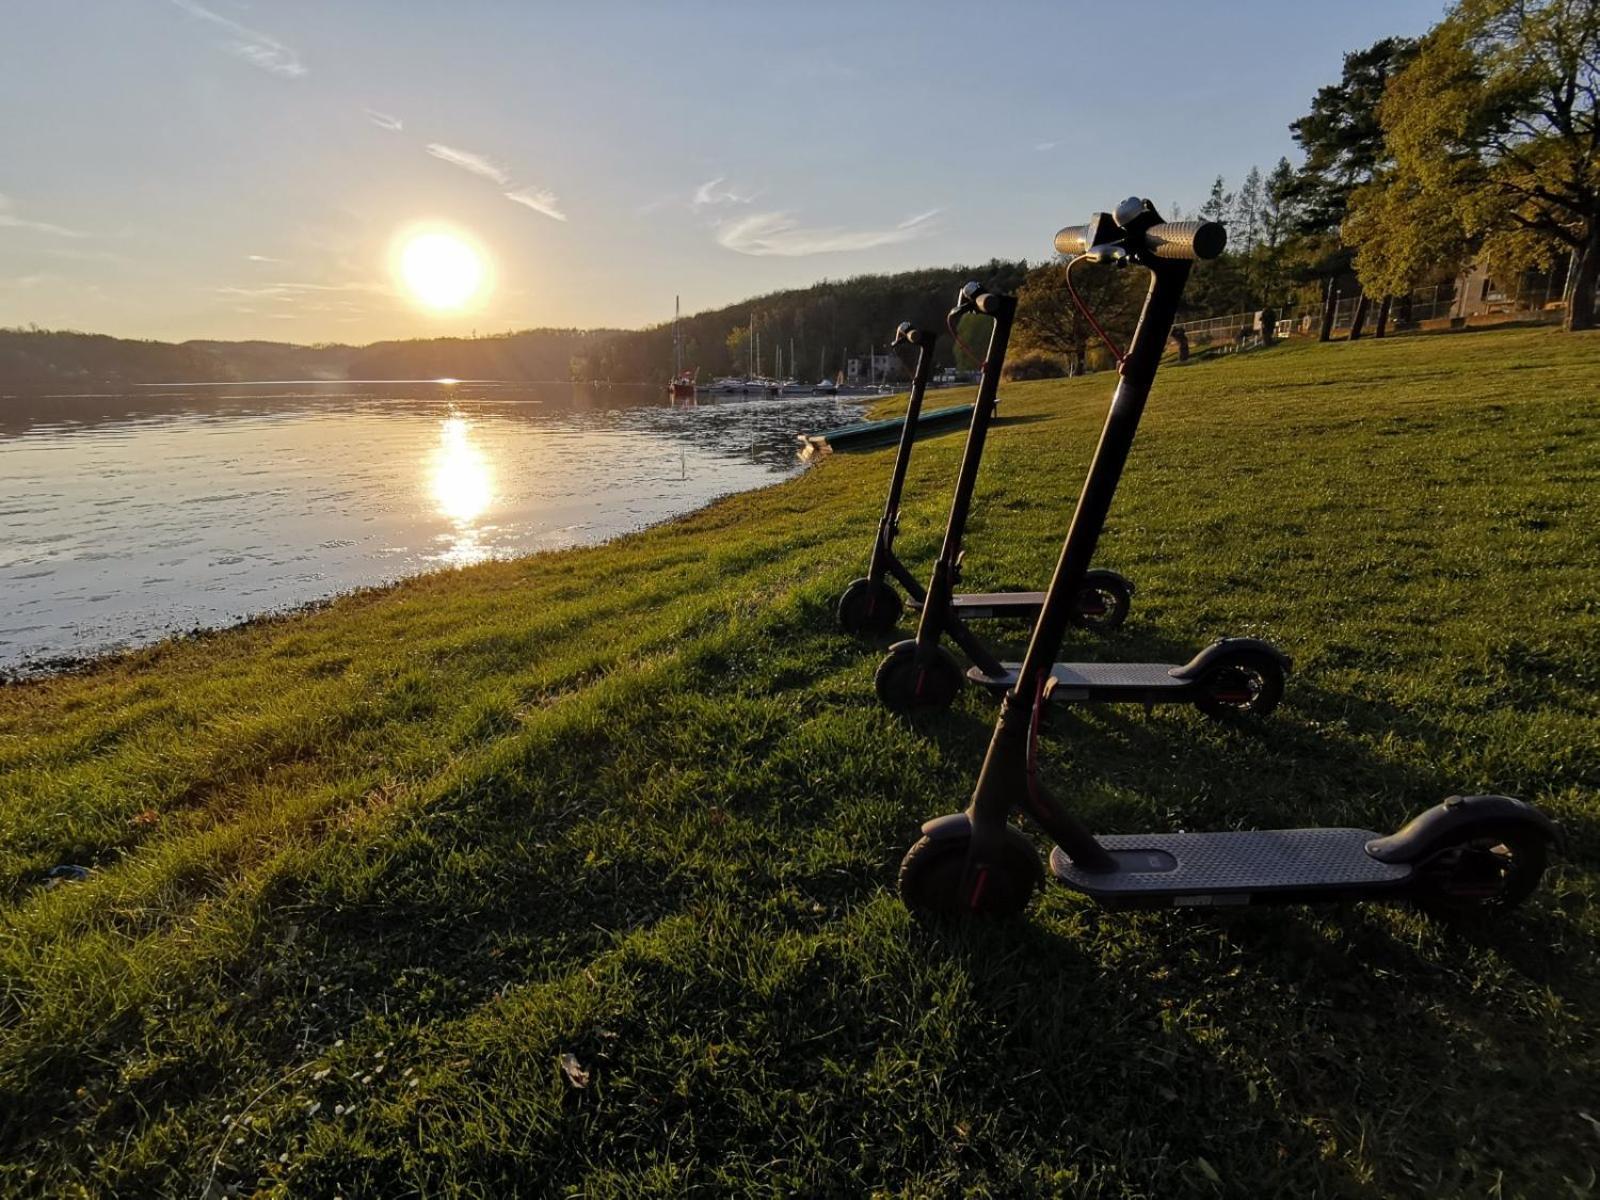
top-left (906, 592), bottom-right (1045, 620)
top-left (950, 591), bottom-right (1045, 618)
top-left (1049, 828), bottom-right (1411, 904)
top-left (969, 661), bottom-right (1182, 695)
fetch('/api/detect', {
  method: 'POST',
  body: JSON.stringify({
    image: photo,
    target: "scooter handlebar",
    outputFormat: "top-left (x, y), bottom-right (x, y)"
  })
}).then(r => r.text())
top-left (1144, 220), bottom-right (1227, 261)
top-left (1054, 225), bottom-right (1092, 256)
top-left (894, 322), bottom-right (932, 347)
top-left (1054, 217), bottom-right (1227, 262)
top-left (949, 280), bottom-right (1014, 321)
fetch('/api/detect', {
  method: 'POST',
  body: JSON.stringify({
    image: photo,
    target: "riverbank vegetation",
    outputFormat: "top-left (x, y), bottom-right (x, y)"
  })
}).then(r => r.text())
top-left (2, 325), bottom-right (1596, 1195)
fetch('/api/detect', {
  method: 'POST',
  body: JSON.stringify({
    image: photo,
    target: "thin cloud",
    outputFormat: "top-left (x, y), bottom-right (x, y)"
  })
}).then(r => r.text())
top-left (167, 0), bottom-right (307, 78)
top-left (635, 194), bottom-right (678, 216)
top-left (37, 246), bottom-right (127, 263)
top-left (1035, 140), bottom-right (1063, 152)
top-left (364, 108), bottom-right (404, 133)
top-left (245, 254), bottom-right (283, 263)
top-left (692, 177), bottom-right (756, 209)
top-left (505, 187), bottom-right (567, 222)
top-left (425, 143), bottom-right (510, 185)
top-left (213, 280), bottom-right (391, 300)
top-left (0, 193), bottom-right (86, 238)
top-left (716, 209), bottom-right (939, 257)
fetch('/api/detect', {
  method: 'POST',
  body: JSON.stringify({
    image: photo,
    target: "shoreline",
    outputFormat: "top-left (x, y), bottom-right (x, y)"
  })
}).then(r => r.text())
top-left (2, 385), bottom-right (877, 683)
top-left (0, 459), bottom-right (834, 687)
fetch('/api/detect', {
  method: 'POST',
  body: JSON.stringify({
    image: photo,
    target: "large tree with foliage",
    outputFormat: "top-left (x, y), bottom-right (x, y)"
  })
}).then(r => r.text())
top-left (1288, 37), bottom-right (1420, 233)
top-left (1012, 260), bottom-right (1145, 374)
top-left (1278, 38), bottom-right (1421, 331)
top-left (1354, 0), bottom-right (1600, 330)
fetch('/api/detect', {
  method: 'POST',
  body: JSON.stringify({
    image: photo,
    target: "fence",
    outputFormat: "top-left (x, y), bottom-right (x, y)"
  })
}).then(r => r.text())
top-left (1176, 272), bottom-right (1574, 348)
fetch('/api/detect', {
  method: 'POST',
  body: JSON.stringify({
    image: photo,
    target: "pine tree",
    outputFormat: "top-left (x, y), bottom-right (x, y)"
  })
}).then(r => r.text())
top-left (1236, 166), bottom-right (1265, 250)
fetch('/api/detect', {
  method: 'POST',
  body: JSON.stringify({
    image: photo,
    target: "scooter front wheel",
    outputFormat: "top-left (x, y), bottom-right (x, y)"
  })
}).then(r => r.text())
top-left (875, 641), bottom-right (964, 712)
top-left (1074, 569), bottom-right (1133, 632)
top-left (837, 577), bottom-right (903, 635)
top-left (898, 826), bottom-right (1042, 917)
top-left (1413, 826), bottom-right (1548, 914)
top-left (1193, 649), bottom-right (1286, 720)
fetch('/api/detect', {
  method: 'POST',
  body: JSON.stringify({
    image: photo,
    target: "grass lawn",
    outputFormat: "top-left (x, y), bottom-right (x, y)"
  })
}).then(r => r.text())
top-left (1, 325), bottom-right (1596, 1197)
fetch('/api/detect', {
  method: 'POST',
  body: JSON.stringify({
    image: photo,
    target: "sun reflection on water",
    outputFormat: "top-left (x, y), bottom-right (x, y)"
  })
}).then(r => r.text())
top-left (431, 415), bottom-right (494, 565)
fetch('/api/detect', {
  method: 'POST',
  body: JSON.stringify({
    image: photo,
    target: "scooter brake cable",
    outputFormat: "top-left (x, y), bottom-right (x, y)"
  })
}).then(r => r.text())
top-left (1025, 670), bottom-right (1048, 815)
top-left (1065, 253), bottom-right (1127, 370)
top-left (947, 309), bottom-right (987, 376)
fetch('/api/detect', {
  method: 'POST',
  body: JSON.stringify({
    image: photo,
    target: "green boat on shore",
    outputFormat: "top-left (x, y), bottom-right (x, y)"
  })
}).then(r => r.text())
top-left (798, 402), bottom-right (973, 458)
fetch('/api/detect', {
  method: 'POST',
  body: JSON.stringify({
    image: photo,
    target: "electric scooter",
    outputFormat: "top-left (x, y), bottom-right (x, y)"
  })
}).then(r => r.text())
top-left (875, 286), bottom-right (1289, 719)
top-left (898, 198), bottom-right (1558, 918)
top-left (836, 315), bottom-right (1134, 636)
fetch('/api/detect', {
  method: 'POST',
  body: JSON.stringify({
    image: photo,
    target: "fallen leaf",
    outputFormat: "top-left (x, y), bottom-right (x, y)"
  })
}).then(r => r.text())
top-left (559, 1052), bottom-right (591, 1089)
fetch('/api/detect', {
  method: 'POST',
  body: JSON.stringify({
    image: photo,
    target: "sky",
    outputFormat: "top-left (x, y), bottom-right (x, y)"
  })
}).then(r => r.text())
top-left (0, 0), bottom-right (1452, 345)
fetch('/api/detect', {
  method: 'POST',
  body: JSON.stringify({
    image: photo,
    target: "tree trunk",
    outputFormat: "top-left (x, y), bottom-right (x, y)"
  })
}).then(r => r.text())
top-left (1374, 296), bottom-right (1392, 338)
top-left (1318, 280), bottom-right (1338, 342)
top-left (1396, 292), bottom-right (1414, 330)
top-left (1171, 329), bottom-right (1189, 362)
top-left (1349, 294), bottom-right (1371, 340)
top-left (1565, 229), bottom-right (1598, 332)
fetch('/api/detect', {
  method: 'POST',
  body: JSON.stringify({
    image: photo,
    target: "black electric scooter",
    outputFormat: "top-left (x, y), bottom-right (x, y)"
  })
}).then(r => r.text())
top-left (837, 315), bottom-right (1134, 637)
top-left (875, 286), bottom-right (1289, 718)
top-left (898, 198), bottom-right (1558, 918)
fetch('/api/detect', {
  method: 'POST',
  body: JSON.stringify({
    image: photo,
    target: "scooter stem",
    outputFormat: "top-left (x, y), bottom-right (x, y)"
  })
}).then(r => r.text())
top-left (869, 335), bottom-right (938, 579)
top-left (905, 294), bottom-right (1016, 676)
top-left (965, 259), bottom-right (1193, 869)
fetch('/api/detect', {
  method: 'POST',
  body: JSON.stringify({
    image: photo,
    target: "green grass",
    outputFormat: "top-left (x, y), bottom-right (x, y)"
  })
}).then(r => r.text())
top-left (1, 326), bottom-right (1596, 1197)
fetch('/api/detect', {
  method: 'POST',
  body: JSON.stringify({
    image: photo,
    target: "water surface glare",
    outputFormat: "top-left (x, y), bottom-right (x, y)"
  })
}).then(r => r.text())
top-left (0, 381), bottom-right (864, 671)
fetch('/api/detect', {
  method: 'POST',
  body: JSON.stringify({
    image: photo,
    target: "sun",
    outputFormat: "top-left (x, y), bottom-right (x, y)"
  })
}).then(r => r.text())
top-left (397, 229), bottom-right (487, 310)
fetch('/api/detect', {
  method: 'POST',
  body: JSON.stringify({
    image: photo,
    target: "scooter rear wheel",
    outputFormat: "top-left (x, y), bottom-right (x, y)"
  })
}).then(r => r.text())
top-left (1074, 569), bottom-right (1133, 632)
top-left (837, 577), bottom-right (902, 635)
top-left (898, 826), bottom-right (1042, 917)
top-left (1413, 826), bottom-right (1548, 914)
top-left (875, 642), bottom-right (964, 712)
top-left (1193, 649), bottom-right (1286, 720)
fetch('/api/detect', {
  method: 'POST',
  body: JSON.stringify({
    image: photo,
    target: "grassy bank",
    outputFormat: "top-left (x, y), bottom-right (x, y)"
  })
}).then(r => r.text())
top-left (1, 326), bottom-right (1596, 1197)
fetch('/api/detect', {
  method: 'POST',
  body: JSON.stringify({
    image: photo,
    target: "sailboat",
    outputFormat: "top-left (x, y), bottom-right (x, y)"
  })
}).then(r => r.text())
top-left (668, 295), bottom-right (697, 401)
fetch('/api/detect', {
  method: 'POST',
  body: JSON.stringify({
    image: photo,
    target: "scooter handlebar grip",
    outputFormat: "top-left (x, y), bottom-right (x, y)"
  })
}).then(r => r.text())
top-left (1053, 224), bottom-right (1090, 256)
top-left (1144, 220), bottom-right (1227, 261)
top-left (974, 292), bottom-right (1013, 317)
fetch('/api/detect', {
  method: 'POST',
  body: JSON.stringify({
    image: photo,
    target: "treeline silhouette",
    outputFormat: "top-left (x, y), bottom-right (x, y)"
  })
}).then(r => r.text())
top-left (1, 260), bottom-right (1028, 391)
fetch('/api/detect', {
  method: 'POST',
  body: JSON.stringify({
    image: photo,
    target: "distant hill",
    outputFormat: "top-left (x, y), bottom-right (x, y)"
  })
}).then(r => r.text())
top-left (0, 330), bottom-right (356, 391)
top-left (0, 260), bottom-right (1029, 391)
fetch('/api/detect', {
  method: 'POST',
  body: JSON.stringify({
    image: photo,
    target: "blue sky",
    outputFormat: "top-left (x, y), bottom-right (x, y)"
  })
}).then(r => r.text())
top-left (1, 0), bottom-right (1449, 343)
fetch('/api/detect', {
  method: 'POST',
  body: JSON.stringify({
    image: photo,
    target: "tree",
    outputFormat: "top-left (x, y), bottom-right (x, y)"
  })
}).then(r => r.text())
top-left (1199, 176), bottom-right (1235, 225)
top-left (1235, 166), bottom-right (1266, 250)
top-left (725, 326), bottom-right (751, 375)
top-left (1012, 260), bottom-right (1144, 374)
top-left (1263, 158), bottom-right (1301, 249)
top-left (1287, 37), bottom-right (1420, 234)
top-left (1367, 0), bottom-right (1600, 330)
top-left (1343, 171), bottom-right (1472, 301)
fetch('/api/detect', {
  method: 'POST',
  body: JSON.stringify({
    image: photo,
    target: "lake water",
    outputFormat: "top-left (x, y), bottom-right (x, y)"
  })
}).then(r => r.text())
top-left (0, 381), bottom-right (865, 673)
